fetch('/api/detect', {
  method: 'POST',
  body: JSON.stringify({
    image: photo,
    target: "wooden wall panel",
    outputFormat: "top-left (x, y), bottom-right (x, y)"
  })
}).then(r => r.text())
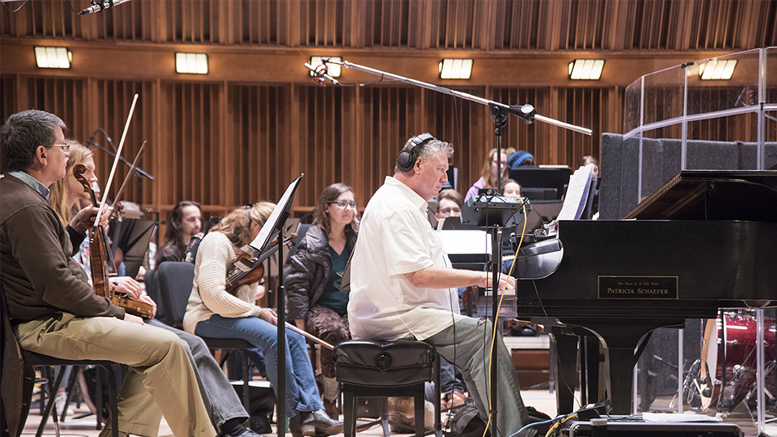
top-left (0, 76), bottom-right (17, 115)
top-left (89, 80), bottom-right (153, 208)
top-left (24, 77), bottom-right (87, 141)
top-left (159, 82), bottom-right (222, 210)
top-left (225, 84), bottom-right (290, 209)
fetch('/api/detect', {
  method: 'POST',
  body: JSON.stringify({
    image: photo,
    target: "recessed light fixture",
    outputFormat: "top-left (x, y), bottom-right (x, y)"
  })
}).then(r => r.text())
top-left (699, 59), bottom-right (737, 80)
top-left (175, 53), bottom-right (208, 74)
top-left (309, 57), bottom-right (342, 78)
top-left (568, 59), bottom-right (605, 80)
top-left (34, 46), bottom-right (72, 69)
top-left (439, 59), bottom-right (473, 80)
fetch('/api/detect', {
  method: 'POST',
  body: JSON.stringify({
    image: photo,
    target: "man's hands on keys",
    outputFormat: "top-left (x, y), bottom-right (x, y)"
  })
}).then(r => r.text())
top-left (482, 272), bottom-right (516, 292)
top-left (70, 205), bottom-right (110, 234)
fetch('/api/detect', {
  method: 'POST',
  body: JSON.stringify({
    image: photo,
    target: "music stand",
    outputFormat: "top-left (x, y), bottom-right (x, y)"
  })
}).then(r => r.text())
top-left (509, 167), bottom-right (572, 200)
top-left (240, 175), bottom-right (303, 437)
top-left (110, 218), bottom-right (157, 278)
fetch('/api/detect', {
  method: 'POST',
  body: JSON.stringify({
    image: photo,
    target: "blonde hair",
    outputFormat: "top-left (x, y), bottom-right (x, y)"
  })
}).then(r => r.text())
top-left (210, 202), bottom-right (276, 250)
top-left (479, 148), bottom-right (509, 189)
top-left (49, 142), bottom-right (93, 226)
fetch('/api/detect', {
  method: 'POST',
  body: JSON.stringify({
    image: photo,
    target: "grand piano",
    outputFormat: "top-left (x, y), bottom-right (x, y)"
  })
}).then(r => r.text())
top-left (513, 170), bottom-right (777, 414)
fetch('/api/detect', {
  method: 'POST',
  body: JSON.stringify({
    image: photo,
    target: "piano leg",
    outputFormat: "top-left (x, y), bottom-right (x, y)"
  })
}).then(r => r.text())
top-left (581, 335), bottom-right (601, 405)
top-left (551, 328), bottom-right (578, 414)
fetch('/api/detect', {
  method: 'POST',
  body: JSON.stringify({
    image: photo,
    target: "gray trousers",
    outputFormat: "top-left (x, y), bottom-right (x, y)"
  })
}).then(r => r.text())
top-left (425, 317), bottom-right (536, 437)
top-left (148, 319), bottom-right (248, 430)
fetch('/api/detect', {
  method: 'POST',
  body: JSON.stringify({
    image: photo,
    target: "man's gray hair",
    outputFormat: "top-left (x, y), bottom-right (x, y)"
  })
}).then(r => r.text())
top-left (394, 136), bottom-right (454, 174)
top-left (0, 110), bottom-right (66, 174)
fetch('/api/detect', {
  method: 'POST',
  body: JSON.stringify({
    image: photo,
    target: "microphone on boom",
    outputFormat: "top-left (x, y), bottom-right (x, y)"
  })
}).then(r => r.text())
top-left (304, 59), bottom-right (340, 87)
top-left (79, 0), bottom-right (131, 15)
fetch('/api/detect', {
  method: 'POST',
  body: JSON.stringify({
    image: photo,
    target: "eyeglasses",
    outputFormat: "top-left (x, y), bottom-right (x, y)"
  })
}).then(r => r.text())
top-left (328, 200), bottom-right (358, 209)
top-left (439, 207), bottom-right (461, 216)
top-left (51, 141), bottom-right (71, 152)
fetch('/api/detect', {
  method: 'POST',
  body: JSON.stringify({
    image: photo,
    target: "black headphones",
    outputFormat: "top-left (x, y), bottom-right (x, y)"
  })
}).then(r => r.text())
top-left (396, 133), bottom-right (436, 173)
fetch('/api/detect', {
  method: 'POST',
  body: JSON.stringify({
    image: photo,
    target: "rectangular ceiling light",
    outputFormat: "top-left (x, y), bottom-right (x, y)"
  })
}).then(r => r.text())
top-left (439, 59), bottom-right (473, 80)
top-left (34, 46), bottom-right (72, 69)
top-left (176, 53), bottom-right (208, 74)
top-left (309, 56), bottom-right (342, 78)
top-left (568, 59), bottom-right (605, 80)
top-left (699, 59), bottom-right (737, 80)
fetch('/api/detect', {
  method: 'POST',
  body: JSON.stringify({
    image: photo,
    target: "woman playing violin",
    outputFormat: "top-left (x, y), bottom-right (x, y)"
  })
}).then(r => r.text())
top-left (49, 141), bottom-right (144, 300)
top-left (183, 203), bottom-right (342, 437)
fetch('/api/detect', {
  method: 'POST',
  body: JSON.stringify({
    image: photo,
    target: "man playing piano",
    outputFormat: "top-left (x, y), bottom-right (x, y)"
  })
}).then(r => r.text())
top-left (348, 133), bottom-right (536, 437)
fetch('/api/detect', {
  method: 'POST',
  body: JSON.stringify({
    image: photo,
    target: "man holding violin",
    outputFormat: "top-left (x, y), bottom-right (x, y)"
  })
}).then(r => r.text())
top-left (0, 110), bottom-right (218, 437)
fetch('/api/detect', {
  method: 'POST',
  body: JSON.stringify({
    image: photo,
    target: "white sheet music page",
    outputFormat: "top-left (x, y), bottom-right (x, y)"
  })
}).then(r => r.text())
top-left (556, 164), bottom-right (595, 221)
top-left (437, 230), bottom-right (491, 256)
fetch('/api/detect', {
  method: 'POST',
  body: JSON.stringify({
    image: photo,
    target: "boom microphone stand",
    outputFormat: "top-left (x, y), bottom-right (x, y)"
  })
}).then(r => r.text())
top-left (305, 58), bottom-right (592, 436)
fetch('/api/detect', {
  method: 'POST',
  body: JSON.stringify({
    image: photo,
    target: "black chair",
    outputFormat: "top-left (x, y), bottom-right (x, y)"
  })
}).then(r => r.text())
top-left (334, 339), bottom-right (442, 437)
top-left (143, 267), bottom-right (164, 322)
top-left (155, 261), bottom-right (255, 412)
top-left (0, 282), bottom-right (119, 437)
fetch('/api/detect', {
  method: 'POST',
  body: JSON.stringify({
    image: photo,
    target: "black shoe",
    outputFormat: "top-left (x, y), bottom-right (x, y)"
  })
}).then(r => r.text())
top-left (220, 424), bottom-right (266, 437)
top-left (300, 410), bottom-right (343, 436)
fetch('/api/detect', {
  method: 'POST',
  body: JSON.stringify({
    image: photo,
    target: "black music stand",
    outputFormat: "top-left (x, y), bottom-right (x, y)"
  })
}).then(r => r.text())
top-left (110, 218), bottom-right (157, 278)
top-left (241, 175), bottom-right (304, 437)
top-left (462, 192), bottom-right (531, 433)
top-left (509, 167), bottom-right (573, 200)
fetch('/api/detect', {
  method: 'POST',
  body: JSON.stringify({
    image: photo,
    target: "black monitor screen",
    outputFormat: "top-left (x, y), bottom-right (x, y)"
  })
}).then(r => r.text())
top-left (508, 167), bottom-right (572, 200)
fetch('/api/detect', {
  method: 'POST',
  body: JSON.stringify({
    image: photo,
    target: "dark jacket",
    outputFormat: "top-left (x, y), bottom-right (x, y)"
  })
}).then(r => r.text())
top-left (285, 225), bottom-right (357, 321)
top-left (0, 175), bottom-right (124, 322)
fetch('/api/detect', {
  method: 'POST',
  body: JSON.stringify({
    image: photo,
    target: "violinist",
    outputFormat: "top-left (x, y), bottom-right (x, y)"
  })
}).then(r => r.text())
top-left (49, 141), bottom-right (144, 299)
top-left (183, 203), bottom-right (343, 437)
top-left (47, 141), bottom-right (263, 437)
top-left (0, 110), bottom-right (217, 437)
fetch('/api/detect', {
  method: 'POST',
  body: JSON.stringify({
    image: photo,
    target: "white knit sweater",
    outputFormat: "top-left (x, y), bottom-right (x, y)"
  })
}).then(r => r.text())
top-left (183, 231), bottom-right (264, 335)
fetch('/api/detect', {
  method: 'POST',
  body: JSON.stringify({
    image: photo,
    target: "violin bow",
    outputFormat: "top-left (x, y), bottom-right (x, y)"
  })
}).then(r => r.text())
top-left (112, 140), bottom-right (147, 208)
top-left (94, 93), bottom-right (139, 226)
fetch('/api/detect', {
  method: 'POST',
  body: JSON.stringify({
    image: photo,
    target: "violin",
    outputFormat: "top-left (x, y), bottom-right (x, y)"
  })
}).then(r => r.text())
top-left (225, 234), bottom-right (294, 295)
top-left (73, 164), bottom-right (153, 318)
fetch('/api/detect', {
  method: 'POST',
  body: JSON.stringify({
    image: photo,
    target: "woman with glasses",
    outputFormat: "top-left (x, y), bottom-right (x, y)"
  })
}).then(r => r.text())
top-left (286, 183), bottom-right (360, 417)
top-left (184, 202), bottom-right (342, 437)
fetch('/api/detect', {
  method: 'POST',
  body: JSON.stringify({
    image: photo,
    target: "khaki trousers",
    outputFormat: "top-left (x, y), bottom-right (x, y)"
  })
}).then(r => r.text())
top-left (17, 313), bottom-right (217, 437)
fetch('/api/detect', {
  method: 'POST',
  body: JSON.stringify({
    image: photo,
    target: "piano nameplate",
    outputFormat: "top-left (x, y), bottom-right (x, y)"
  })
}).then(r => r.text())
top-left (598, 276), bottom-right (678, 299)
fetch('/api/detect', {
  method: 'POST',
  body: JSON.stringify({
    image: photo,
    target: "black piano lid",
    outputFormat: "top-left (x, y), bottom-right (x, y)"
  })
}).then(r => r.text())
top-left (623, 170), bottom-right (777, 222)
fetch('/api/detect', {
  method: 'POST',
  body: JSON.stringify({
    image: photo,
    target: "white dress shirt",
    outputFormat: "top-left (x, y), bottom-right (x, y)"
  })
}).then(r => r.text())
top-left (348, 176), bottom-right (463, 341)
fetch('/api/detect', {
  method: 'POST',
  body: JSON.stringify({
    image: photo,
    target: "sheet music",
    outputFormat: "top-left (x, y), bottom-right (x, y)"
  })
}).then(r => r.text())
top-left (556, 164), bottom-right (595, 221)
top-left (245, 175), bottom-right (302, 253)
top-left (438, 230), bottom-right (491, 256)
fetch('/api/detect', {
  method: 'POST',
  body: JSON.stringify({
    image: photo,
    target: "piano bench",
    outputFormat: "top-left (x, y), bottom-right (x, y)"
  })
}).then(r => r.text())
top-left (334, 339), bottom-right (442, 437)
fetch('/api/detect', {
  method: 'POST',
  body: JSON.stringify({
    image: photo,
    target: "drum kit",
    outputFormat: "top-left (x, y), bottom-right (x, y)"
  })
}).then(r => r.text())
top-left (685, 310), bottom-right (776, 415)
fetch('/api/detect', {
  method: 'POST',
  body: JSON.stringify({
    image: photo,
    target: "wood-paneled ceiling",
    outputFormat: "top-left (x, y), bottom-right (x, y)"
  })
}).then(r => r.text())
top-left (2, 0), bottom-right (775, 50)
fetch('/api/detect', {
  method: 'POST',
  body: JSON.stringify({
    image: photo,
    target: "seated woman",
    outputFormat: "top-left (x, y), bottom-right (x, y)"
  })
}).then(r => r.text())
top-left (183, 203), bottom-right (342, 437)
top-left (157, 200), bottom-right (203, 266)
top-left (465, 148), bottom-right (509, 201)
top-left (286, 183), bottom-right (359, 417)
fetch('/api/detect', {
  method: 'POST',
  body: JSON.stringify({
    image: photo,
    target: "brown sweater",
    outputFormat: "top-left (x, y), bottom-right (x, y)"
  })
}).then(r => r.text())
top-left (0, 175), bottom-right (124, 321)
